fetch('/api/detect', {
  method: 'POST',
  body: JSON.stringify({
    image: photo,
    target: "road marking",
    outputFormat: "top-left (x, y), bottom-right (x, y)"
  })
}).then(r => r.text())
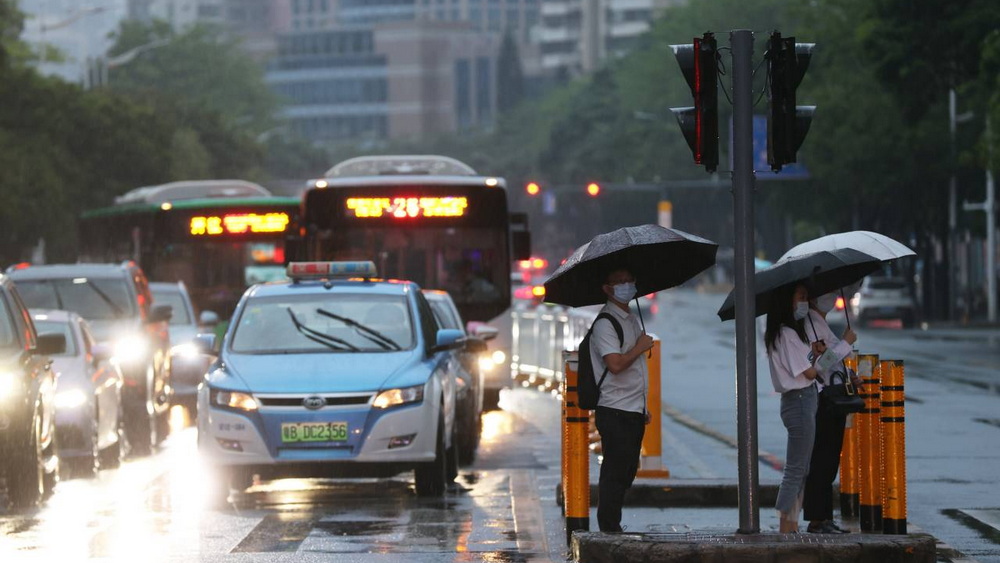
top-left (662, 404), bottom-right (785, 473)
top-left (509, 469), bottom-right (552, 562)
top-left (661, 423), bottom-right (719, 478)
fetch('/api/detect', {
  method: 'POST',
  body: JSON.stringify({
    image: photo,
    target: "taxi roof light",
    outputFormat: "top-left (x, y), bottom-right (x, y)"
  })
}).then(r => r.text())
top-left (286, 261), bottom-right (378, 281)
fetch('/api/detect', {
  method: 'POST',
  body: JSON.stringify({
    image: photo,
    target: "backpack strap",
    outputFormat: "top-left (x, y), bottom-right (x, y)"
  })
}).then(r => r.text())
top-left (593, 312), bottom-right (625, 390)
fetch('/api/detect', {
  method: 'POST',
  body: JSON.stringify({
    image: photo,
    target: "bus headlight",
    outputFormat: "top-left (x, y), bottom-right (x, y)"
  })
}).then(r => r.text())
top-left (114, 335), bottom-right (149, 364)
top-left (211, 390), bottom-right (258, 411)
top-left (372, 384), bottom-right (424, 409)
top-left (55, 389), bottom-right (88, 409)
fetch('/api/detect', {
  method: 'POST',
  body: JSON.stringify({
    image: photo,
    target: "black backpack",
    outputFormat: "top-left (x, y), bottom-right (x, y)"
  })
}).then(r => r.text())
top-left (576, 312), bottom-right (624, 410)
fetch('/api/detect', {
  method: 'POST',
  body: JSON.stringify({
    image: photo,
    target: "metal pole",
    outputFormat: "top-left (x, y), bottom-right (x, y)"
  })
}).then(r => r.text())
top-left (987, 118), bottom-right (996, 323)
top-left (731, 29), bottom-right (759, 534)
top-left (949, 89), bottom-right (958, 321)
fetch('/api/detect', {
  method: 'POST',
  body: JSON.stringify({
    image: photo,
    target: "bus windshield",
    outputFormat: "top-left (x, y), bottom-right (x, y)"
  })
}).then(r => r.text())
top-left (16, 279), bottom-right (135, 321)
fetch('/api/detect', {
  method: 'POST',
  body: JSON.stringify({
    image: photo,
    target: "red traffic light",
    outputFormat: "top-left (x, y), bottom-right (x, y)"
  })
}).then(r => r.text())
top-left (586, 183), bottom-right (601, 197)
top-left (525, 182), bottom-right (540, 196)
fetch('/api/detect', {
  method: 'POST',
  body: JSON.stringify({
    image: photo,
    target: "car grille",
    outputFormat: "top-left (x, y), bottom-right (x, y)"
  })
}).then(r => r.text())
top-left (255, 393), bottom-right (372, 408)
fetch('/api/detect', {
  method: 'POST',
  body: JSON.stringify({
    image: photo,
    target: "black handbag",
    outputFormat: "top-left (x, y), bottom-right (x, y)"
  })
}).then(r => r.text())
top-left (819, 368), bottom-right (865, 415)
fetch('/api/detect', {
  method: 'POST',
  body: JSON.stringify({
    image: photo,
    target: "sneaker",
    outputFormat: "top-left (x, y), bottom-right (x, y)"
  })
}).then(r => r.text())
top-left (824, 520), bottom-right (850, 534)
top-left (807, 521), bottom-right (846, 534)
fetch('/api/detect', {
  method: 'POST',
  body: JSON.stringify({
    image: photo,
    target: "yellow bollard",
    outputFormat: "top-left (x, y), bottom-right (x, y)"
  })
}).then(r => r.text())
top-left (562, 351), bottom-right (589, 545)
top-left (881, 360), bottom-right (908, 534)
top-left (636, 339), bottom-right (670, 478)
top-left (856, 353), bottom-right (883, 532)
top-left (839, 352), bottom-right (860, 518)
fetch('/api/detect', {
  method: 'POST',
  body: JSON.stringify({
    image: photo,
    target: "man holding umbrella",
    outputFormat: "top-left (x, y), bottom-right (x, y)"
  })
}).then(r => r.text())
top-left (590, 267), bottom-right (655, 532)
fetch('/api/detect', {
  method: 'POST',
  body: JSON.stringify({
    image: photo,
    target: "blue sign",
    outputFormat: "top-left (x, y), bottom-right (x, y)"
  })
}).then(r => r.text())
top-left (742, 115), bottom-right (810, 180)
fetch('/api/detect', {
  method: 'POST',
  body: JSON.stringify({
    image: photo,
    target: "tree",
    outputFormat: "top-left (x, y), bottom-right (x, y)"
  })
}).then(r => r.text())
top-left (0, 0), bottom-right (24, 70)
top-left (497, 30), bottom-right (524, 114)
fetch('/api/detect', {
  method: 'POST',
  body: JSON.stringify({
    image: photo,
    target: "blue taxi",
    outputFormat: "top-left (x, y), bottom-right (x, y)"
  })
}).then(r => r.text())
top-left (196, 262), bottom-right (462, 497)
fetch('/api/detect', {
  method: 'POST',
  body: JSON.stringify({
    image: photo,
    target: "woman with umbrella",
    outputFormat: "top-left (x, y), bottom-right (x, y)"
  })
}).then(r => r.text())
top-left (764, 283), bottom-right (826, 533)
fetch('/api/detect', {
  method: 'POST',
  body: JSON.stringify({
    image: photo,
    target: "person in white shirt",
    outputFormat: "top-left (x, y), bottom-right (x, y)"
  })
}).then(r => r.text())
top-left (764, 283), bottom-right (826, 533)
top-left (590, 268), bottom-right (654, 532)
top-left (802, 292), bottom-right (858, 534)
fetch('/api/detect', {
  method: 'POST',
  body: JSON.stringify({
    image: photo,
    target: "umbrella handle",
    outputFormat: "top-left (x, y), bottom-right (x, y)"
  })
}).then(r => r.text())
top-left (840, 288), bottom-right (852, 330)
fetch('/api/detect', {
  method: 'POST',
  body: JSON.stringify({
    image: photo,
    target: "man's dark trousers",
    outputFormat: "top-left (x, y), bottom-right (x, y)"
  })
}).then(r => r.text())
top-left (595, 406), bottom-right (646, 532)
top-left (803, 401), bottom-right (847, 522)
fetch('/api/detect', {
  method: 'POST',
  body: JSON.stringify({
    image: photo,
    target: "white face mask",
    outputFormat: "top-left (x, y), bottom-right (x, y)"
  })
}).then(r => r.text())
top-left (793, 301), bottom-right (810, 320)
top-left (612, 282), bottom-right (637, 303)
top-left (815, 294), bottom-right (837, 314)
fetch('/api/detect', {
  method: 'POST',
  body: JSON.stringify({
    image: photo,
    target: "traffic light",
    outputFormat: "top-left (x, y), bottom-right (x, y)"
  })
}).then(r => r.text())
top-left (586, 182), bottom-right (601, 197)
top-left (525, 181), bottom-right (540, 196)
top-left (671, 32), bottom-right (719, 173)
top-left (766, 32), bottom-right (815, 171)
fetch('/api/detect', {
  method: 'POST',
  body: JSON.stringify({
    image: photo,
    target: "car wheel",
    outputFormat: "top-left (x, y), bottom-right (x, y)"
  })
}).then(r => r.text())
top-left (414, 415), bottom-right (447, 497)
top-left (125, 366), bottom-right (157, 457)
top-left (8, 413), bottom-right (44, 509)
top-left (457, 398), bottom-right (477, 466)
top-left (99, 407), bottom-right (125, 470)
top-left (64, 422), bottom-right (99, 479)
top-left (483, 388), bottom-right (501, 412)
top-left (154, 404), bottom-right (171, 447)
top-left (214, 466), bottom-right (254, 504)
top-left (446, 425), bottom-right (459, 483)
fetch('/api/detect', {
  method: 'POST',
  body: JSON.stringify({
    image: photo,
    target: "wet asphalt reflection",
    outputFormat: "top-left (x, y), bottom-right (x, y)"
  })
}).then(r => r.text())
top-left (0, 400), bottom-right (559, 562)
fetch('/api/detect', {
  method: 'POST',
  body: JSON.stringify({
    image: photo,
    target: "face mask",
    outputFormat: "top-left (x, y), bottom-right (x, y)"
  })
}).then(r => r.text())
top-left (815, 294), bottom-right (837, 314)
top-left (793, 301), bottom-right (810, 321)
top-left (613, 282), bottom-right (637, 303)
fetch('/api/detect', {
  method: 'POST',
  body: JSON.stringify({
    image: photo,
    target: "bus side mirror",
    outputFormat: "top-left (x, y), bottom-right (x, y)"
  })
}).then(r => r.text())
top-left (512, 231), bottom-right (531, 261)
top-left (194, 334), bottom-right (217, 355)
top-left (468, 322), bottom-right (498, 341)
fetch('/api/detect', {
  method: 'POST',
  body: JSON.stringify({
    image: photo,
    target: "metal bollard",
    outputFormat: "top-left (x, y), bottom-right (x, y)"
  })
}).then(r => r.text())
top-left (881, 359), bottom-right (907, 534)
top-left (856, 353), bottom-right (883, 532)
top-left (839, 352), bottom-right (860, 518)
top-left (636, 339), bottom-right (670, 478)
top-left (562, 351), bottom-right (589, 545)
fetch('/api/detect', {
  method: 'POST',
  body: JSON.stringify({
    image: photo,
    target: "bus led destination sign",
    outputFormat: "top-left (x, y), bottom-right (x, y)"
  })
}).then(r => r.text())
top-left (190, 212), bottom-right (290, 236)
top-left (346, 197), bottom-right (468, 219)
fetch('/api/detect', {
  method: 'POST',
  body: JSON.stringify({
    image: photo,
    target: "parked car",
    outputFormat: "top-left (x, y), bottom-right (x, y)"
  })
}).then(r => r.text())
top-left (8, 262), bottom-right (173, 455)
top-left (197, 261), bottom-right (463, 499)
top-left (851, 276), bottom-right (917, 327)
top-left (0, 275), bottom-right (65, 508)
top-left (151, 281), bottom-right (215, 417)
top-left (32, 310), bottom-right (125, 477)
top-left (424, 289), bottom-right (496, 465)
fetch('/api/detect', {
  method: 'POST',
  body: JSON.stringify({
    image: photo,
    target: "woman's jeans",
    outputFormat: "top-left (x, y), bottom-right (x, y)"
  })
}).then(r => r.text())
top-left (775, 384), bottom-right (818, 515)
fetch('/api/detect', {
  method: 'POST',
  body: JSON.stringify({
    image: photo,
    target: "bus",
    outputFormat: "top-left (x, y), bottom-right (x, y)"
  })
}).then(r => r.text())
top-left (301, 156), bottom-right (530, 405)
top-left (78, 180), bottom-right (301, 320)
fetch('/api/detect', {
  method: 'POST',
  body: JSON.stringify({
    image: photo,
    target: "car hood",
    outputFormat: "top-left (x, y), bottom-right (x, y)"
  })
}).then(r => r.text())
top-left (222, 350), bottom-right (426, 394)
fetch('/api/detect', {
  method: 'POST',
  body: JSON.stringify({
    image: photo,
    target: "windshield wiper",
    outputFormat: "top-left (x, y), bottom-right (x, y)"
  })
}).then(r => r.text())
top-left (83, 281), bottom-right (125, 318)
top-left (316, 308), bottom-right (402, 351)
top-left (285, 308), bottom-right (359, 352)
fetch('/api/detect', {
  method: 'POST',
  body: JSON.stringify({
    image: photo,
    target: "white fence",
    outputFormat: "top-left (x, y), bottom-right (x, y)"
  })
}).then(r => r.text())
top-left (509, 302), bottom-right (598, 389)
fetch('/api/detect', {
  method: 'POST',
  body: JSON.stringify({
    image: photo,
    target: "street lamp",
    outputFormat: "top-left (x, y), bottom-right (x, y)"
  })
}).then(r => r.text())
top-left (37, 5), bottom-right (112, 65)
top-left (85, 38), bottom-right (171, 89)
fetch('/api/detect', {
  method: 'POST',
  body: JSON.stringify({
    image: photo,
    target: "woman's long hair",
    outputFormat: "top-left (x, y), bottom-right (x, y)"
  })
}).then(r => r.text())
top-left (764, 284), bottom-right (808, 352)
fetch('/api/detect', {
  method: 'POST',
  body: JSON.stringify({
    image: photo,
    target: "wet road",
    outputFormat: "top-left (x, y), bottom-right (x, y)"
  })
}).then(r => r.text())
top-left (0, 392), bottom-right (568, 562)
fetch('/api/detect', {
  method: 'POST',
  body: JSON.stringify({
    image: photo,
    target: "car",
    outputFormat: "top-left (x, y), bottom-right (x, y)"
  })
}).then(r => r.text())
top-left (850, 276), bottom-right (917, 327)
top-left (0, 275), bottom-right (65, 508)
top-left (151, 281), bottom-right (217, 417)
top-left (31, 310), bottom-right (125, 477)
top-left (8, 262), bottom-right (173, 455)
top-left (196, 261), bottom-right (464, 499)
top-left (423, 289), bottom-right (497, 465)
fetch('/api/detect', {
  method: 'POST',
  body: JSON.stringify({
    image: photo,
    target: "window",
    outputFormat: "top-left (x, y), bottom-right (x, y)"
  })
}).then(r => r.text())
top-left (475, 56), bottom-right (492, 126)
top-left (454, 59), bottom-right (472, 129)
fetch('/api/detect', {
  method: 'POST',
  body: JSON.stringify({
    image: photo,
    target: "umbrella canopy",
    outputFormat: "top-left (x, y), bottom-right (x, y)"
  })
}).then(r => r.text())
top-left (779, 231), bottom-right (915, 263)
top-left (543, 225), bottom-right (718, 307)
top-left (717, 248), bottom-right (882, 321)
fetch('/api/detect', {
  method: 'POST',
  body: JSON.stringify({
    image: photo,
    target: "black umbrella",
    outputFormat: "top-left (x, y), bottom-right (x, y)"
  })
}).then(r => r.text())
top-left (717, 248), bottom-right (882, 321)
top-left (543, 224), bottom-right (718, 308)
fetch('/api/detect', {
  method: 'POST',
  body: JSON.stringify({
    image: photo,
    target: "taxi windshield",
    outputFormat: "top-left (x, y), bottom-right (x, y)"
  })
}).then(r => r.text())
top-left (230, 293), bottom-right (414, 354)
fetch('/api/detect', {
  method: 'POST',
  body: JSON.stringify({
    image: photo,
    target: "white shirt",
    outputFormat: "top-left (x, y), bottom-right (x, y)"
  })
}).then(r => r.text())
top-left (767, 325), bottom-right (816, 393)
top-left (589, 301), bottom-right (648, 414)
top-left (804, 309), bottom-right (853, 387)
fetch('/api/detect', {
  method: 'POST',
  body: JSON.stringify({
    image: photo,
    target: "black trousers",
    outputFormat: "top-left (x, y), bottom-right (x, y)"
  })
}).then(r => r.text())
top-left (802, 398), bottom-right (848, 522)
top-left (595, 406), bottom-right (645, 532)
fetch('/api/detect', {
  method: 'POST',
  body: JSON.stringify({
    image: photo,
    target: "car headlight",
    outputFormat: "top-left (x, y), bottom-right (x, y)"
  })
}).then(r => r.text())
top-left (0, 372), bottom-right (19, 400)
top-left (113, 335), bottom-right (150, 364)
top-left (478, 356), bottom-right (496, 372)
top-left (372, 384), bottom-right (424, 409)
top-left (211, 390), bottom-right (258, 411)
top-left (491, 350), bottom-right (506, 365)
top-left (55, 389), bottom-right (88, 409)
top-left (170, 342), bottom-right (200, 360)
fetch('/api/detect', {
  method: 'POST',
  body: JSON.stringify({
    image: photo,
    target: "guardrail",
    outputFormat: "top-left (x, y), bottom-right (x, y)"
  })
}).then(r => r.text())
top-left (510, 302), bottom-right (597, 392)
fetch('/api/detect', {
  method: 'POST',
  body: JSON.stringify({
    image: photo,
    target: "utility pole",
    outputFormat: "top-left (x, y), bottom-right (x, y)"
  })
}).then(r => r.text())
top-left (949, 89), bottom-right (958, 321)
top-left (963, 117), bottom-right (997, 323)
top-left (730, 29), bottom-right (759, 534)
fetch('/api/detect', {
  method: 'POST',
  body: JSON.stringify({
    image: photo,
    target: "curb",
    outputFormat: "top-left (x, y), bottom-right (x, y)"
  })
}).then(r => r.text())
top-left (557, 480), bottom-right (785, 508)
top-left (571, 530), bottom-right (938, 563)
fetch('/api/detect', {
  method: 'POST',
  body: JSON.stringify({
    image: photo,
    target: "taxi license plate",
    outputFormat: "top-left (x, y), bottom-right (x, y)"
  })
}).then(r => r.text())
top-left (281, 422), bottom-right (348, 443)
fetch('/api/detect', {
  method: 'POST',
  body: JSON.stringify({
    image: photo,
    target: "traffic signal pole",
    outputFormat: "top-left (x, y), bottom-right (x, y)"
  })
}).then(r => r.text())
top-left (731, 29), bottom-right (760, 534)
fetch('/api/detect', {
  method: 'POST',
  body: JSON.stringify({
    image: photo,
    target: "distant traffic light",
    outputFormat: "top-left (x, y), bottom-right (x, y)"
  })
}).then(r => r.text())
top-left (671, 32), bottom-right (719, 173)
top-left (525, 182), bottom-right (540, 196)
top-left (766, 32), bottom-right (815, 171)
top-left (586, 183), bottom-right (601, 197)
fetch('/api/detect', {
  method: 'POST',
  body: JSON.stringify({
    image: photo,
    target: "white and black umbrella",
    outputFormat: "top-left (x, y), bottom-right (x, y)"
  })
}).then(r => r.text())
top-left (543, 224), bottom-right (718, 309)
top-left (717, 248), bottom-right (883, 321)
